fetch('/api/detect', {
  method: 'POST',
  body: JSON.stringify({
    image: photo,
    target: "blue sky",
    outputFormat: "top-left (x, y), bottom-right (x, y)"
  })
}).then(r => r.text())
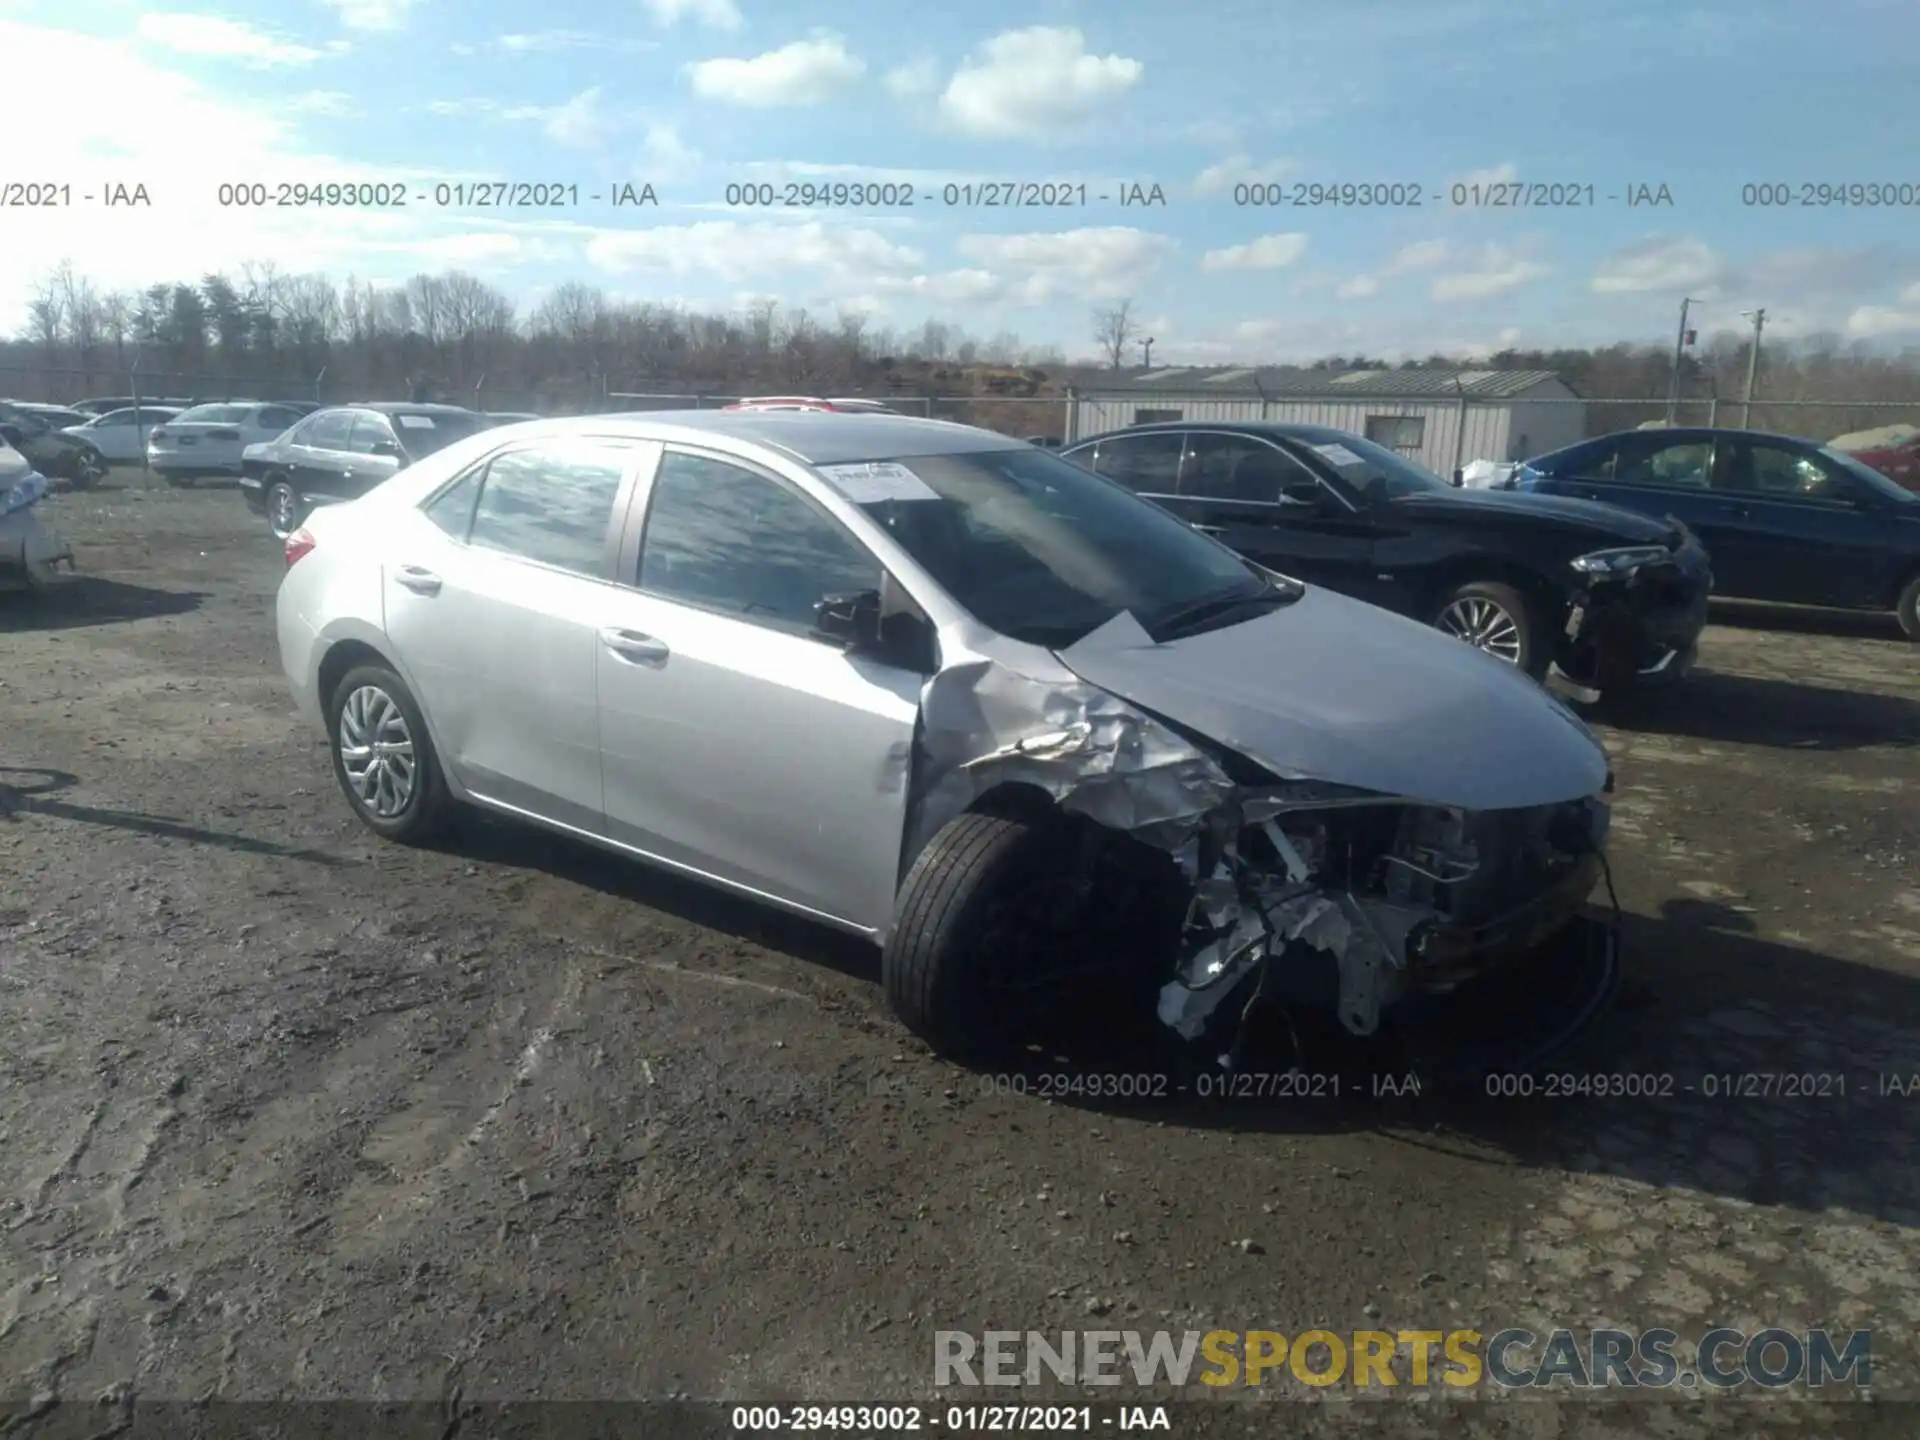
top-left (3, 0), bottom-right (1918, 361)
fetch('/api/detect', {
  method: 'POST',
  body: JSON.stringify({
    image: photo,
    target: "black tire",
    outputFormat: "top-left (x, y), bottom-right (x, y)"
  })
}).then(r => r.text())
top-left (69, 451), bottom-right (106, 489)
top-left (265, 475), bottom-right (305, 539)
top-left (1898, 573), bottom-right (1920, 641)
top-left (1433, 579), bottom-right (1545, 678)
top-left (884, 811), bottom-right (1072, 1058)
top-left (324, 663), bottom-right (451, 845)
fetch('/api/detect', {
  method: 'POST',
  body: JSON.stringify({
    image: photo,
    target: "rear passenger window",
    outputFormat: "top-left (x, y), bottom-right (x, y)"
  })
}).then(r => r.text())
top-left (465, 445), bottom-right (628, 577)
top-left (1180, 433), bottom-right (1320, 502)
top-left (424, 471), bottom-right (482, 539)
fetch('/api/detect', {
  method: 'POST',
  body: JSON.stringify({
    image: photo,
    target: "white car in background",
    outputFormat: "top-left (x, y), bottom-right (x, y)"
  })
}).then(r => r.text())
top-left (146, 401), bottom-right (311, 486)
top-left (60, 405), bottom-right (183, 463)
top-left (0, 434), bottom-right (74, 592)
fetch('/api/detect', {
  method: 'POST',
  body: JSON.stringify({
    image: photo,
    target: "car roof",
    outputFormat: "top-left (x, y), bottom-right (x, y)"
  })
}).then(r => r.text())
top-left (1066, 420), bottom-right (1375, 445)
top-left (1549, 426), bottom-right (1828, 450)
top-left (328, 402), bottom-right (479, 416)
top-left (469, 409), bottom-right (1020, 466)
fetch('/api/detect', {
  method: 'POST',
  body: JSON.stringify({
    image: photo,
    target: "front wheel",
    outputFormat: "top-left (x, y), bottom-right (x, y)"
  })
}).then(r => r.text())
top-left (325, 663), bottom-right (452, 844)
top-left (1897, 573), bottom-right (1920, 641)
top-left (265, 476), bottom-right (306, 539)
top-left (1433, 579), bottom-right (1544, 678)
top-left (69, 451), bottom-right (107, 488)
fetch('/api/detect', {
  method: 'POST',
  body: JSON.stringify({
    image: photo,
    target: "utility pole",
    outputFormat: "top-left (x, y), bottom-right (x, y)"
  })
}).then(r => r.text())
top-left (1739, 308), bottom-right (1766, 428)
top-left (1665, 297), bottom-right (1697, 424)
top-left (1140, 336), bottom-right (1154, 368)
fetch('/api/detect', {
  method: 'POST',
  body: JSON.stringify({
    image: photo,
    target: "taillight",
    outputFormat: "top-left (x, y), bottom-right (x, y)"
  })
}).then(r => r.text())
top-left (284, 527), bottom-right (316, 567)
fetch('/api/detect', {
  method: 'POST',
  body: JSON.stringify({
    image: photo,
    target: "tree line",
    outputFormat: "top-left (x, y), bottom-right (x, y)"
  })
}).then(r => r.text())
top-left (6, 261), bottom-right (1918, 432)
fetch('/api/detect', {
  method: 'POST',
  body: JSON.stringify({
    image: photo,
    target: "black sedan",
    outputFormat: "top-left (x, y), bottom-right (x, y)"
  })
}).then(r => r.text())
top-left (239, 402), bottom-right (491, 537)
top-left (1514, 427), bottom-right (1920, 640)
top-left (1060, 422), bottom-right (1713, 695)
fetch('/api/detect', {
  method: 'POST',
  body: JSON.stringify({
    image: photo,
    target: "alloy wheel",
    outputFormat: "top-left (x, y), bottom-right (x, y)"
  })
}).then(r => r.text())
top-left (1437, 596), bottom-right (1524, 664)
top-left (337, 685), bottom-right (417, 818)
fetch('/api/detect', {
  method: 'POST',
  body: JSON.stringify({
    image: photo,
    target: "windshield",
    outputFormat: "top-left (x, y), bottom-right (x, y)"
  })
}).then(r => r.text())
top-left (1818, 446), bottom-right (1919, 503)
top-left (391, 412), bottom-right (488, 457)
top-left (174, 404), bottom-right (253, 424)
top-left (1284, 427), bottom-right (1451, 499)
top-left (833, 447), bottom-right (1295, 647)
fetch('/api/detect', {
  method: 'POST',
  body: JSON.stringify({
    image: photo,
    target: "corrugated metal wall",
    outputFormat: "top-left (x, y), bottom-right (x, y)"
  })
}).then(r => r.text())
top-left (1500, 398), bottom-right (1585, 461)
top-left (1070, 395), bottom-right (1523, 474)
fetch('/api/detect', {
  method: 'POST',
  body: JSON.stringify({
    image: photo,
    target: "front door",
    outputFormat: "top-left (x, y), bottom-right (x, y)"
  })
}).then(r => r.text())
top-left (596, 447), bottom-right (923, 931)
top-left (1162, 431), bottom-right (1386, 601)
top-left (381, 439), bottom-right (639, 833)
top-left (291, 410), bottom-right (358, 499)
top-left (1702, 439), bottom-right (1896, 607)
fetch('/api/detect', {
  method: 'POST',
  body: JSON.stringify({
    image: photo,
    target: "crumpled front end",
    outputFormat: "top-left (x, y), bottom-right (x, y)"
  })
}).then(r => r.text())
top-left (899, 614), bottom-right (1615, 1058)
top-left (1555, 525), bottom-right (1713, 697)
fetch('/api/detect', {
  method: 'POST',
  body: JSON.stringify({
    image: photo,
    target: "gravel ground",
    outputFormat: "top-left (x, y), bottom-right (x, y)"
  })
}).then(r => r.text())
top-left (2, 473), bottom-right (1917, 1437)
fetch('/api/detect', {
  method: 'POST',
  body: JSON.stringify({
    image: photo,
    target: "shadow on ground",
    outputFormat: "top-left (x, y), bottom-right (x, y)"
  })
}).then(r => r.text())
top-left (0, 766), bottom-right (353, 865)
top-left (445, 810), bottom-right (1920, 1226)
top-left (0, 577), bottom-right (205, 632)
top-left (1600, 668), bottom-right (1920, 749)
top-left (1709, 597), bottom-right (1909, 643)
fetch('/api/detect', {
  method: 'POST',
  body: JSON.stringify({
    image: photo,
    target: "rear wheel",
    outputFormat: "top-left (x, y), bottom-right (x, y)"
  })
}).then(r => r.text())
top-left (70, 450), bottom-right (107, 488)
top-left (265, 476), bottom-right (305, 539)
top-left (325, 663), bottom-right (451, 844)
top-left (1897, 573), bottom-right (1920, 641)
top-left (1434, 579), bottom-right (1544, 677)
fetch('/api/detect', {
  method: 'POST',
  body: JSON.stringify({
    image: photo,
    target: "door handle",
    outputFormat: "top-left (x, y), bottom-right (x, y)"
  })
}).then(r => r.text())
top-left (599, 627), bottom-right (669, 665)
top-left (394, 565), bottom-right (442, 595)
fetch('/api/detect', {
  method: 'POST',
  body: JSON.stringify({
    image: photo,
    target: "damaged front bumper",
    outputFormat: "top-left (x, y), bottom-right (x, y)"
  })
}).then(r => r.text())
top-left (0, 477), bottom-right (76, 592)
top-left (1554, 532), bottom-right (1712, 696)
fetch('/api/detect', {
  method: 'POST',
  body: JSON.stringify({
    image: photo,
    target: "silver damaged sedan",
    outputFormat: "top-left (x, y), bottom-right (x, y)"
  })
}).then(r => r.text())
top-left (276, 411), bottom-right (1618, 1060)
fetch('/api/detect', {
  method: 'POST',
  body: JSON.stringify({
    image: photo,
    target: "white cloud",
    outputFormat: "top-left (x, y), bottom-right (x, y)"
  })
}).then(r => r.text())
top-left (1844, 306), bottom-right (1920, 339)
top-left (642, 123), bottom-right (700, 180)
top-left (938, 27), bottom-right (1142, 139)
top-left (496, 30), bottom-right (654, 52)
top-left (885, 56), bottom-right (941, 99)
top-left (287, 89), bottom-right (353, 114)
top-left (955, 227), bottom-right (1173, 302)
top-left (643, 0), bottom-right (743, 29)
top-left (543, 87), bottom-right (608, 148)
top-left (874, 270), bottom-right (1004, 305)
top-left (584, 220), bottom-right (923, 284)
top-left (136, 14), bottom-right (326, 65)
top-left (1334, 275), bottom-right (1379, 299)
top-left (1904, 280), bottom-right (1920, 304)
top-left (1590, 236), bottom-right (1723, 294)
top-left (687, 37), bottom-right (865, 107)
top-left (1431, 244), bottom-right (1550, 301)
top-left (1192, 156), bottom-right (1296, 198)
top-left (1453, 162), bottom-right (1518, 189)
top-left (1328, 238), bottom-right (1453, 299)
top-left (1200, 233), bottom-right (1307, 273)
top-left (316, 0), bottom-right (414, 31)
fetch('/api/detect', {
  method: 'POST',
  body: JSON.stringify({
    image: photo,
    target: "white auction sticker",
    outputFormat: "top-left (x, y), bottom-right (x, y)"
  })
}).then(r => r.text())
top-left (816, 461), bottom-right (940, 503)
top-left (1311, 442), bottom-right (1363, 468)
top-left (396, 414), bottom-right (437, 429)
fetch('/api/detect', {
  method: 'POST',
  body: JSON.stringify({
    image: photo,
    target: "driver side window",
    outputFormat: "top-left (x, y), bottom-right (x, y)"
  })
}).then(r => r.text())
top-left (1743, 442), bottom-right (1847, 500)
top-left (637, 451), bottom-right (883, 635)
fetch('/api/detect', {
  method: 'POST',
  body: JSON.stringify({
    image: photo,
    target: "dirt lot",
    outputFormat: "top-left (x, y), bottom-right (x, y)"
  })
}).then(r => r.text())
top-left (2, 473), bottom-right (1917, 1435)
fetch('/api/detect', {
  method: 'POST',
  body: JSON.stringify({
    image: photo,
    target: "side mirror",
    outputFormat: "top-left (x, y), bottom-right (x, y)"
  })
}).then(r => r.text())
top-left (370, 439), bottom-right (402, 458)
top-left (812, 589), bottom-right (884, 650)
top-left (1451, 467), bottom-right (1465, 486)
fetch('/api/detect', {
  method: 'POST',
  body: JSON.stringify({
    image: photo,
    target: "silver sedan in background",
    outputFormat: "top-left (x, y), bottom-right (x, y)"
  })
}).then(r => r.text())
top-left (146, 401), bottom-right (312, 485)
top-left (59, 405), bottom-right (182, 462)
top-left (274, 412), bottom-right (1618, 1065)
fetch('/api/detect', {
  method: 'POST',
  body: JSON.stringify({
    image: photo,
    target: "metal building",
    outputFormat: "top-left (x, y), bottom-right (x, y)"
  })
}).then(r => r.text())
top-left (1066, 367), bottom-right (1585, 475)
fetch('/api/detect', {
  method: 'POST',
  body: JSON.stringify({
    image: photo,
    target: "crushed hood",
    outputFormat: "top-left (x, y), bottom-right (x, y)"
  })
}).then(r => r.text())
top-left (1057, 586), bottom-right (1609, 812)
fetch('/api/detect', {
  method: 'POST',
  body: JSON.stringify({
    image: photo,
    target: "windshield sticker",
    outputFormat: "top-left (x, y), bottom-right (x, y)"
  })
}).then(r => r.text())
top-left (816, 461), bottom-right (941, 503)
top-left (396, 414), bottom-right (437, 429)
top-left (1311, 442), bottom-right (1364, 468)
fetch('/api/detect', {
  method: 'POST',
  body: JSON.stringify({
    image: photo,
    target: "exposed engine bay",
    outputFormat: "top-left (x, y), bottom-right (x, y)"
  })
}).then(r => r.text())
top-left (1155, 789), bottom-right (1609, 1049)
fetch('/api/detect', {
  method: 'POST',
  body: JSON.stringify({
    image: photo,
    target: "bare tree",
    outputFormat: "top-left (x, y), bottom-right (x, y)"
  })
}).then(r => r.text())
top-left (1091, 299), bottom-right (1138, 369)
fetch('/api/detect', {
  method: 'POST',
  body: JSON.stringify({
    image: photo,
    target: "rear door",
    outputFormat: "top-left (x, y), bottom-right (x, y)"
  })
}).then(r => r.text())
top-left (1703, 439), bottom-right (1896, 607)
top-left (343, 412), bottom-right (406, 498)
top-left (594, 446), bottom-right (924, 931)
top-left (381, 438), bottom-right (643, 833)
top-left (291, 409), bottom-right (358, 498)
